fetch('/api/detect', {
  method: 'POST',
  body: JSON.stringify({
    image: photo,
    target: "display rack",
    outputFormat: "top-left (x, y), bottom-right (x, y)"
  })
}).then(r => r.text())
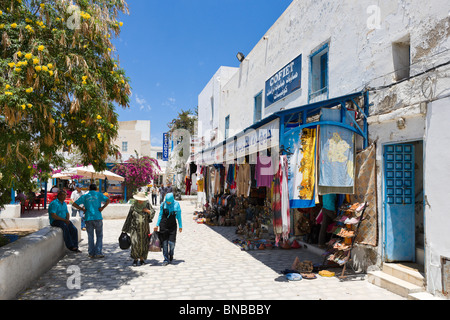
top-left (322, 202), bottom-right (368, 279)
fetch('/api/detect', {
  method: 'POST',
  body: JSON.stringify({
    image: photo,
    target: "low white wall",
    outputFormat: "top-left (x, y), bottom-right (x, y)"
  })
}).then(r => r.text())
top-left (0, 217), bottom-right (80, 300)
top-left (0, 205), bottom-right (21, 218)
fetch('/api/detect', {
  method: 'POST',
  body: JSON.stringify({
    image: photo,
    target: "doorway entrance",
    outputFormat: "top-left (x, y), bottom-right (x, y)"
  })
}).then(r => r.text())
top-left (383, 141), bottom-right (424, 265)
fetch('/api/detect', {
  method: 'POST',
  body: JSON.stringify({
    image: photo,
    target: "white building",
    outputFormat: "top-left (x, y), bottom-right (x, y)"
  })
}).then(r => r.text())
top-left (115, 120), bottom-right (152, 161)
top-left (198, 0), bottom-right (450, 298)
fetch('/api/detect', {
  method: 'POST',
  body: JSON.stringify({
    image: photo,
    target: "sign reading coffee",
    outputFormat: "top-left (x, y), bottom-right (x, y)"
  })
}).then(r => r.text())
top-left (265, 54), bottom-right (302, 108)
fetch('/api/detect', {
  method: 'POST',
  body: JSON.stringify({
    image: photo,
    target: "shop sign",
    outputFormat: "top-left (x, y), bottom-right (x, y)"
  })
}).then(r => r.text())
top-left (235, 119), bottom-right (280, 159)
top-left (163, 133), bottom-right (169, 161)
top-left (265, 54), bottom-right (302, 108)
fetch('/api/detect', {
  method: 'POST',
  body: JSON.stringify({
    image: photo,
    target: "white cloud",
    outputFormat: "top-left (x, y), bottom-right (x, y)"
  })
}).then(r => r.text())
top-left (135, 94), bottom-right (152, 111)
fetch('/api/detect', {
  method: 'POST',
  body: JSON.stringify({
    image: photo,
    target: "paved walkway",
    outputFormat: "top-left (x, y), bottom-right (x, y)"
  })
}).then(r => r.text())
top-left (17, 200), bottom-right (404, 300)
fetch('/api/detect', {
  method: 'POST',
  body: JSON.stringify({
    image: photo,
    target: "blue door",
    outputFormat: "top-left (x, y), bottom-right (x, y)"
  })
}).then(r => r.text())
top-left (384, 144), bottom-right (415, 262)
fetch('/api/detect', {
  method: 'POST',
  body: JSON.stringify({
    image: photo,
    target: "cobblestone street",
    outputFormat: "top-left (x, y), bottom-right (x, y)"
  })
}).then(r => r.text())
top-left (17, 200), bottom-right (404, 301)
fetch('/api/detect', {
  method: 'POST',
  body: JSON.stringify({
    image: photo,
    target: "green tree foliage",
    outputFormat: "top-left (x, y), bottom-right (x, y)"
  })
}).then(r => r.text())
top-left (0, 0), bottom-right (131, 206)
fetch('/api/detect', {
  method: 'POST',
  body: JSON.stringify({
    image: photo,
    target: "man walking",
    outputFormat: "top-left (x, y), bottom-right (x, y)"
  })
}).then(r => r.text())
top-left (48, 191), bottom-right (81, 253)
top-left (73, 184), bottom-right (110, 259)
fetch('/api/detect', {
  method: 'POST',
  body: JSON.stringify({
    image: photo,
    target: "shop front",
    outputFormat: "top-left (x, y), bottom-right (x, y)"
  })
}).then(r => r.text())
top-left (194, 91), bottom-right (377, 276)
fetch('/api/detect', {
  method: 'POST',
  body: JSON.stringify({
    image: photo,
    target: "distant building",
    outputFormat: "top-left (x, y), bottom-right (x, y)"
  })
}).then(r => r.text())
top-left (115, 120), bottom-right (152, 161)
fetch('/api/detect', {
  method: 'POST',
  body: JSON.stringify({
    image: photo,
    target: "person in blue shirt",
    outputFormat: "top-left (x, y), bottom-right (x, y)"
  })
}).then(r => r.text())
top-left (319, 193), bottom-right (337, 248)
top-left (48, 191), bottom-right (80, 253)
top-left (73, 184), bottom-right (110, 259)
top-left (153, 193), bottom-right (182, 266)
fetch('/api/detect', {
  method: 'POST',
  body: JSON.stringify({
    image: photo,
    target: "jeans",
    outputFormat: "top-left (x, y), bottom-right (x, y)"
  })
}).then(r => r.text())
top-left (152, 194), bottom-right (157, 206)
top-left (71, 208), bottom-right (86, 229)
top-left (51, 220), bottom-right (79, 250)
top-left (162, 240), bottom-right (175, 263)
top-left (85, 220), bottom-right (103, 256)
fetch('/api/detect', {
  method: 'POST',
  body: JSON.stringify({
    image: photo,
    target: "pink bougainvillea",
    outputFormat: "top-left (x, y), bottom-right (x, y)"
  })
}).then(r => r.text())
top-left (111, 155), bottom-right (161, 198)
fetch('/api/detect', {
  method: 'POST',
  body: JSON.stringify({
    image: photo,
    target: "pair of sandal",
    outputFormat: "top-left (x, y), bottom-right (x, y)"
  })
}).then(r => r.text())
top-left (132, 260), bottom-right (146, 266)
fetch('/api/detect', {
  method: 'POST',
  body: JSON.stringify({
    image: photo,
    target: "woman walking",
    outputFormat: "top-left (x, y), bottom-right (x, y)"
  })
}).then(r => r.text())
top-left (122, 192), bottom-right (155, 266)
top-left (154, 193), bottom-right (182, 266)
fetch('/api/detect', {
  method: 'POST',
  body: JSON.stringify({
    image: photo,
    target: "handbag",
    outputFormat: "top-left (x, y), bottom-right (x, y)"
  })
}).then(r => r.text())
top-left (149, 231), bottom-right (161, 252)
top-left (118, 232), bottom-right (131, 250)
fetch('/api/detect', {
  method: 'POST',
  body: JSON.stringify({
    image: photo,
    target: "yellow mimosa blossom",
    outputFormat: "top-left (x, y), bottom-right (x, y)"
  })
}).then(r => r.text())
top-left (42, 66), bottom-right (48, 72)
top-left (14, 68), bottom-right (22, 72)
top-left (24, 53), bottom-right (32, 59)
top-left (119, 22), bottom-right (123, 27)
top-left (50, 119), bottom-right (55, 124)
top-left (21, 105), bottom-right (26, 110)
top-left (40, 3), bottom-right (45, 8)
top-left (11, 23), bottom-right (17, 28)
top-left (8, 62), bottom-right (16, 68)
top-left (110, 124), bottom-right (114, 129)
top-left (27, 104), bottom-right (32, 108)
top-left (0, 24), bottom-right (5, 29)
top-left (38, 45), bottom-right (45, 51)
top-left (49, 71), bottom-right (54, 76)
top-left (5, 84), bottom-right (10, 89)
top-left (47, 63), bottom-right (53, 69)
top-left (97, 115), bottom-right (102, 120)
top-left (25, 18), bottom-right (32, 23)
top-left (33, 58), bottom-right (39, 64)
top-left (26, 87), bottom-right (33, 93)
top-left (35, 66), bottom-right (42, 72)
top-left (17, 51), bottom-right (23, 58)
top-left (4, 92), bottom-right (13, 96)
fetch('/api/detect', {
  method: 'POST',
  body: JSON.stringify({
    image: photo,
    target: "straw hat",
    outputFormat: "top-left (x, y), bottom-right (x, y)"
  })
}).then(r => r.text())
top-left (133, 192), bottom-right (148, 201)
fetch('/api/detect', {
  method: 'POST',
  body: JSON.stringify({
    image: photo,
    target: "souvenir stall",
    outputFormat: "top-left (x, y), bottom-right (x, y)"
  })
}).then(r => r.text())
top-left (276, 91), bottom-right (376, 273)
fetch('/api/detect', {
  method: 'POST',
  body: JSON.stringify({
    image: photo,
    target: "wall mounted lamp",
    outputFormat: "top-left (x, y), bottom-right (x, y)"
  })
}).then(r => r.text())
top-left (236, 52), bottom-right (245, 63)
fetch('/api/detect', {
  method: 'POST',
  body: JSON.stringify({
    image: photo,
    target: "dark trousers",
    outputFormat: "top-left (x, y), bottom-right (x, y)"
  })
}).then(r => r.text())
top-left (51, 220), bottom-right (79, 250)
top-left (152, 194), bottom-right (157, 206)
top-left (319, 208), bottom-right (336, 246)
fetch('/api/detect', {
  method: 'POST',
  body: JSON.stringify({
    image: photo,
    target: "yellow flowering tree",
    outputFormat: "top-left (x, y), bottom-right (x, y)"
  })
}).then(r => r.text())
top-left (0, 0), bottom-right (131, 206)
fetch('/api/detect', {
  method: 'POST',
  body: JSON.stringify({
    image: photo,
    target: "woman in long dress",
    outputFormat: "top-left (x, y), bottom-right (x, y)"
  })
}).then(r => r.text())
top-left (122, 192), bottom-right (155, 266)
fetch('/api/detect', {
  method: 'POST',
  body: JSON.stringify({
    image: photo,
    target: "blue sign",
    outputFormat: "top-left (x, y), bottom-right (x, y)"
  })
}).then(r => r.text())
top-left (163, 133), bottom-right (169, 161)
top-left (265, 54), bottom-right (302, 108)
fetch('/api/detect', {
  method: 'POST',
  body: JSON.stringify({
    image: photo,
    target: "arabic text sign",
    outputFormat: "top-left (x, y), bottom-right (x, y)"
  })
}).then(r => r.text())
top-left (265, 54), bottom-right (302, 108)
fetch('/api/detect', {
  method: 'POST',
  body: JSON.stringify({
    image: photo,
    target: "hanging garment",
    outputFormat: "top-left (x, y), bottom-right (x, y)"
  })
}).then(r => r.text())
top-left (318, 108), bottom-right (355, 194)
top-left (236, 163), bottom-right (251, 197)
top-left (185, 176), bottom-right (191, 195)
top-left (350, 144), bottom-right (377, 246)
top-left (285, 127), bottom-right (317, 208)
top-left (255, 155), bottom-right (274, 188)
top-left (272, 155), bottom-right (290, 243)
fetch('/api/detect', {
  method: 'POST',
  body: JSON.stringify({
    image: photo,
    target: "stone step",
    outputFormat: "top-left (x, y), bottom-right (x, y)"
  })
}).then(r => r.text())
top-left (408, 292), bottom-right (446, 300)
top-left (367, 270), bottom-right (424, 298)
top-left (383, 263), bottom-right (425, 287)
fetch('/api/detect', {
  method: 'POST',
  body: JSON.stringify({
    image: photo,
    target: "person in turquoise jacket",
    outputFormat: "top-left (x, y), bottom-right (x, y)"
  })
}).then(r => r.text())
top-left (153, 193), bottom-right (182, 265)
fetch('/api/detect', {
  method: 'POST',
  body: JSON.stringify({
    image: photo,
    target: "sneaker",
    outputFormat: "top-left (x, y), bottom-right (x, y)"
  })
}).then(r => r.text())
top-left (169, 255), bottom-right (173, 262)
top-left (95, 254), bottom-right (105, 259)
top-left (162, 261), bottom-right (169, 266)
top-left (139, 260), bottom-right (146, 266)
top-left (132, 260), bottom-right (138, 266)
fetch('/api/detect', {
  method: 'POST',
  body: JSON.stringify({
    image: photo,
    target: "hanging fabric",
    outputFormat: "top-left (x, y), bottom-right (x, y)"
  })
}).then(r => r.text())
top-left (287, 127), bottom-right (317, 208)
top-left (272, 155), bottom-right (290, 243)
top-left (236, 163), bottom-right (251, 197)
top-left (318, 108), bottom-right (355, 194)
top-left (255, 154), bottom-right (274, 188)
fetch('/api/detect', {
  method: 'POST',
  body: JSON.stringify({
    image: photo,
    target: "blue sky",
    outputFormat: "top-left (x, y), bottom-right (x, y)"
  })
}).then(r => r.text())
top-left (113, 0), bottom-right (293, 147)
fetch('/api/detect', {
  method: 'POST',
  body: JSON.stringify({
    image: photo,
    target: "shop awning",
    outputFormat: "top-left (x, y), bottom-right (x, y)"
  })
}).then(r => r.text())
top-left (195, 91), bottom-right (369, 164)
